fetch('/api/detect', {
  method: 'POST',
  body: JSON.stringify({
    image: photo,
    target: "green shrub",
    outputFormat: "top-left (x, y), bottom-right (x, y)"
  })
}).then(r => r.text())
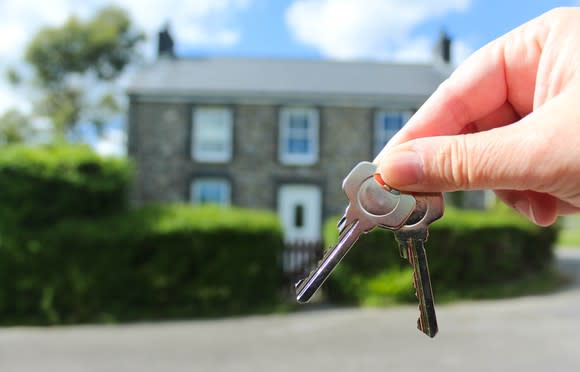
top-left (0, 204), bottom-right (285, 324)
top-left (323, 207), bottom-right (558, 305)
top-left (0, 145), bottom-right (132, 232)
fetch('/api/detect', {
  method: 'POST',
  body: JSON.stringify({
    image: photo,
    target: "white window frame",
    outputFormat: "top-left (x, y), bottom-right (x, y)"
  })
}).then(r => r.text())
top-left (373, 110), bottom-right (412, 156)
top-left (190, 178), bottom-right (231, 206)
top-left (191, 106), bottom-right (233, 163)
top-left (278, 107), bottom-right (319, 165)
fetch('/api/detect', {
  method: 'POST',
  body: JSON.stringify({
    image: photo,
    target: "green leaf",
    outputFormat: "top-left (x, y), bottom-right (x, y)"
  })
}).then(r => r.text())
top-left (22, 5), bottom-right (144, 137)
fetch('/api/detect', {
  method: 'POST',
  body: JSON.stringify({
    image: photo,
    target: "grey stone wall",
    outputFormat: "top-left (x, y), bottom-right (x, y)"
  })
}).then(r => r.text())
top-left (128, 100), bottom-right (191, 204)
top-left (128, 100), bottom-right (419, 220)
top-left (230, 105), bottom-right (278, 211)
top-left (319, 106), bottom-right (372, 217)
top-left (232, 104), bottom-right (375, 219)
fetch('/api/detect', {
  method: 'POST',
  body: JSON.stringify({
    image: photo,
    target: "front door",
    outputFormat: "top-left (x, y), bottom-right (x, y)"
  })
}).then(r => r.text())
top-left (277, 184), bottom-right (321, 243)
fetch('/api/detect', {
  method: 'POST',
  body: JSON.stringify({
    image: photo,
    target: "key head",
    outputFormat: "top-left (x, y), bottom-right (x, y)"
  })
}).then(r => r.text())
top-left (342, 162), bottom-right (416, 232)
top-left (395, 192), bottom-right (444, 258)
top-left (397, 192), bottom-right (444, 238)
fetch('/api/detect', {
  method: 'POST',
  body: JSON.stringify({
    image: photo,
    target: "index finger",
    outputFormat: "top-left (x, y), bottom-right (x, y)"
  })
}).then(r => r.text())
top-left (377, 12), bottom-right (547, 157)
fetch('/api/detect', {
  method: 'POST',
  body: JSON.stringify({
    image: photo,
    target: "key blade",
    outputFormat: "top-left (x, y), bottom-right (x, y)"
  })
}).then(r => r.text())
top-left (295, 220), bottom-right (362, 303)
top-left (398, 234), bottom-right (438, 338)
top-left (412, 239), bottom-right (438, 337)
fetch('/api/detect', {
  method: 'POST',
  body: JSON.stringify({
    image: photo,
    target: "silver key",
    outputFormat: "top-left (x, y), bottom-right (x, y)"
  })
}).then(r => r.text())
top-left (394, 193), bottom-right (443, 338)
top-left (295, 161), bottom-right (416, 303)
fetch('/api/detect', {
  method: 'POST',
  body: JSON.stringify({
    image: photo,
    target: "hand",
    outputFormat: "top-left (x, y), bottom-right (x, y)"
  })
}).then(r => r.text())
top-left (376, 7), bottom-right (580, 226)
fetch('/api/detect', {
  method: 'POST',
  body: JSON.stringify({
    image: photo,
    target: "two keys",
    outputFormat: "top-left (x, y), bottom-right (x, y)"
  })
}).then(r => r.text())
top-left (295, 161), bottom-right (444, 338)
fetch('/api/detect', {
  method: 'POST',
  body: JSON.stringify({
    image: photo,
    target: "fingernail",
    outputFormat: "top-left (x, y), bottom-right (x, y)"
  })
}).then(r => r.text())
top-left (528, 202), bottom-right (538, 224)
top-left (514, 199), bottom-right (537, 224)
top-left (380, 151), bottom-right (423, 187)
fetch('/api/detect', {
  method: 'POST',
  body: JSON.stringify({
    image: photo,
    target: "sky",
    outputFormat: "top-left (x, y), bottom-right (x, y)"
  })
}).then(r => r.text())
top-left (0, 0), bottom-right (578, 155)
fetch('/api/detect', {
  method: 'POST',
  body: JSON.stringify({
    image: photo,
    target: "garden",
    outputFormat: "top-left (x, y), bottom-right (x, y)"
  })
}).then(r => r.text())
top-left (0, 145), bottom-right (563, 325)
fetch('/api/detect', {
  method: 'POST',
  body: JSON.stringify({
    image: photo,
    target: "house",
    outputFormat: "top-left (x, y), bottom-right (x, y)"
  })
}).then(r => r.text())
top-left (126, 29), bottom-right (453, 243)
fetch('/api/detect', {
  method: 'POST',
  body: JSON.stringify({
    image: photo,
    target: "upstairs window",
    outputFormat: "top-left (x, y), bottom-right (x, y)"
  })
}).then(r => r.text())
top-left (279, 107), bottom-right (319, 165)
top-left (191, 178), bottom-right (231, 205)
top-left (192, 107), bottom-right (233, 162)
top-left (374, 111), bottom-right (412, 156)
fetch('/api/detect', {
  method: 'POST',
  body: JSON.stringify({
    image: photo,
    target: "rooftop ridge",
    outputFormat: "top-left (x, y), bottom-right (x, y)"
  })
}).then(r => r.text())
top-left (170, 55), bottom-right (436, 68)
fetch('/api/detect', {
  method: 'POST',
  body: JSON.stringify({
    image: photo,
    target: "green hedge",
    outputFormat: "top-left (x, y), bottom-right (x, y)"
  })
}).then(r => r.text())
top-left (0, 204), bottom-right (285, 324)
top-left (0, 145), bottom-right (132, 232)
top-left (323, 207), bottom-right (559, 305)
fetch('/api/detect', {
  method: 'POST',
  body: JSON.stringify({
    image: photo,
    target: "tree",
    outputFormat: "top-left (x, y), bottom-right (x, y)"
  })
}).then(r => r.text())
top-left (0, 109), bottom-right (31, 145)
top-left (0, 109), bottom-right (54, 146)
top-left (22, 6), bottom-right (144, 139)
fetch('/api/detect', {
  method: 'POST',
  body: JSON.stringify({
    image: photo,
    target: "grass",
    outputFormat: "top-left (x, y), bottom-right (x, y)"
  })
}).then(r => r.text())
top-left (557, 215), bottom-right (580, 248)
top-left (557, 229), bottom-right (580, 247)
top-left (346, 266), bottom-right (567, 308)
top-left (434, 268), bottom-right (568, 303)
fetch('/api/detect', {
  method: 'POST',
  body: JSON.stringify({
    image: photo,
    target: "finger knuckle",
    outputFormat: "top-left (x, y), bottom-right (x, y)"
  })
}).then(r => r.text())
top-left (435, 136), bottom-right (474, 189)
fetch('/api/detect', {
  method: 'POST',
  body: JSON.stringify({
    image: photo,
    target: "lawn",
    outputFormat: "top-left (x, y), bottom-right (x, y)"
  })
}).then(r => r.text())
top-left (557, 215), bottom-right (580, 248)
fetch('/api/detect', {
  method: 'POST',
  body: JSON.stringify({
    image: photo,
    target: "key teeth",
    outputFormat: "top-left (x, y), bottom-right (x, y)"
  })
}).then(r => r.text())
top-left (405, 241), bottom-right (438, 338)
top-left (294, 240), bottom-right (344, 303)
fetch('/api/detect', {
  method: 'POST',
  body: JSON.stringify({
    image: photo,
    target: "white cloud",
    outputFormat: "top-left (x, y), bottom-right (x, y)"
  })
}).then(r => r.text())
top-left (0, 0), bottom-right (251, 114)
top-left (391, 37), bottom-right (433, 63)
top-left (285, 0), bottom-right (471, 61)
top-left (391, 35), bottom-right (474, 66)
top-left (452, 39), bottom-right (474, 64)
top-left (117, 0), bottom-right (251, 57)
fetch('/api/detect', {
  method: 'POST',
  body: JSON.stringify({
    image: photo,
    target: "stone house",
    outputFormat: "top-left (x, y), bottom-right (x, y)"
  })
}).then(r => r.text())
top-left (127, 30), bottom-right (453, 243)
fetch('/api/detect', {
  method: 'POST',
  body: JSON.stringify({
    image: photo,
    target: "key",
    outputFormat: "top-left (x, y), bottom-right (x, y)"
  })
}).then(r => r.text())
top-left (295, 161), bottom-right (416, 303)
top-left (394, 193), bottom-right (444, 338)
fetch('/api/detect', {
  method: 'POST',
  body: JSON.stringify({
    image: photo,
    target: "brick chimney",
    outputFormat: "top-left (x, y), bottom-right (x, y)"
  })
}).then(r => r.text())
top-left (157, 23), bottom-right (175, 59)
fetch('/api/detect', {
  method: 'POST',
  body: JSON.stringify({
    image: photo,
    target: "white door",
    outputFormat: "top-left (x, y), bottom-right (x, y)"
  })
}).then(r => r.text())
top-left (278, 185), bottom-right (321, 243)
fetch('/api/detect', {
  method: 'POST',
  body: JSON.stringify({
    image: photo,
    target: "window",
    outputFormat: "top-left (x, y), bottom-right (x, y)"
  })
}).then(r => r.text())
top-left (191, 178), bottom-right (231, 205)
top-left (192, 107), bottom-right (233, 162)
top-left (374, 111), bottom-right (412, 156)
top-left (279, 107), bottom-right (319, 165)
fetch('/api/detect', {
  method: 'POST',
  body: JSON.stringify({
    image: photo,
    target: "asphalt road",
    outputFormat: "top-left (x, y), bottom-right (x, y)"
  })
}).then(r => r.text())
top-left (1, 248), bottom-right (579, 372)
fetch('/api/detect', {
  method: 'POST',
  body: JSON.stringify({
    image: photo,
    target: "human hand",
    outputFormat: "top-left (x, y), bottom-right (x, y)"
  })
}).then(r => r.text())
top-left (376, 7), bottom-right (580, 226)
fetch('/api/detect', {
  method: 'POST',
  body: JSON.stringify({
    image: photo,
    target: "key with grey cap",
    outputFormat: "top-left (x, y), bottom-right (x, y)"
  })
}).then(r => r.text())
top-left (295, 161), bottom-right (416, 303)
top-left (394, 193), bottom-right (444, 338)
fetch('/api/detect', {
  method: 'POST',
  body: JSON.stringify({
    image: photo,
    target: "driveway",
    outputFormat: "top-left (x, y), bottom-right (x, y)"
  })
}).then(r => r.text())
top-left (1, 248), bottom-right (579, 372)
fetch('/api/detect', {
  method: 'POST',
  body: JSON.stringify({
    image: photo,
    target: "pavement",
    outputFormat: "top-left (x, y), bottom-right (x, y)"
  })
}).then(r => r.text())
top-left (1, 248), bottom-right (580, 372)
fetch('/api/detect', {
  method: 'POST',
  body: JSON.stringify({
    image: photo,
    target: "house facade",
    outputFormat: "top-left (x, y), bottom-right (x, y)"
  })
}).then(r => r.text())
top-left (127, 31), bottom-right (453, 242)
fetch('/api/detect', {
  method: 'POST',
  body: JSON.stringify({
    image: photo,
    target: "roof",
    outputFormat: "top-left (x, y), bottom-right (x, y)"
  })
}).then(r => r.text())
top-left (127, 57), bottom-right (449, 106)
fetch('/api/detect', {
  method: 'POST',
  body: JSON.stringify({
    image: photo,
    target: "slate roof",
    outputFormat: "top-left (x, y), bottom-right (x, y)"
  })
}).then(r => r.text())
top-left (128, 57), bottom-right (449, 106)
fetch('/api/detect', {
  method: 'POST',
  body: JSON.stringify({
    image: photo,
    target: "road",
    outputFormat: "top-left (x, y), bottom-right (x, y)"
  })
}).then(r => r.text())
top-left (1, 248), bottom-right (579, 372)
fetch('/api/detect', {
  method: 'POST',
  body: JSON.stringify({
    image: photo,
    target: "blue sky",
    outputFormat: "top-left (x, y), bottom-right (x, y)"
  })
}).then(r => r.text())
top-left (0, 0), bottom-right (578, 154)
top-left (173, 0), bottom-right (579, 62)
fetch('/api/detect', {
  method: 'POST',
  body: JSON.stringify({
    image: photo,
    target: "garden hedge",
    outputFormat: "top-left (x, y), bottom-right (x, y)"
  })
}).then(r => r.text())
top-left (0, 144), bottom-right (131, 233)
top-left (323, 207), bottom-right (559, 305)
top-left (0, 145), bottom-right (285, 324)
top-left (0, 204), bottom-right (285, 324)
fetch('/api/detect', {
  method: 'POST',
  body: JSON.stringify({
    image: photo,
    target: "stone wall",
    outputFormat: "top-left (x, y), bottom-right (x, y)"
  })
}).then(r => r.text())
top-left (128, 100), bottom-right (191, 204)
top-left (128, 100), bottom-right (417, 219)
top-left (319, 106), bottom-right (372, 217)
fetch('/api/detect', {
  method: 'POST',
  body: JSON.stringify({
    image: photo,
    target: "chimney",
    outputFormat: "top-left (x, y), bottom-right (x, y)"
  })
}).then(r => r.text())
top-left (157, 23), bottom-right (175, 59)
top-left (433, 30), bottom-right (452, 65)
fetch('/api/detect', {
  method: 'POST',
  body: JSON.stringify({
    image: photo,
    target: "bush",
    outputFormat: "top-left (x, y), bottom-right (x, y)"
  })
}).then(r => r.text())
top-left (0, 144), bottom-right (132, 233)
top-left (323, 207), bottom-right (559, 305)
top-left (0, 204), bottom-right (285, 324)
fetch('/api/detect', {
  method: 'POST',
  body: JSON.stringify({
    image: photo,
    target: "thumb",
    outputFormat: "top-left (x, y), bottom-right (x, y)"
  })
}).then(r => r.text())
top-left (377, 123), bottom-right (548, 193)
